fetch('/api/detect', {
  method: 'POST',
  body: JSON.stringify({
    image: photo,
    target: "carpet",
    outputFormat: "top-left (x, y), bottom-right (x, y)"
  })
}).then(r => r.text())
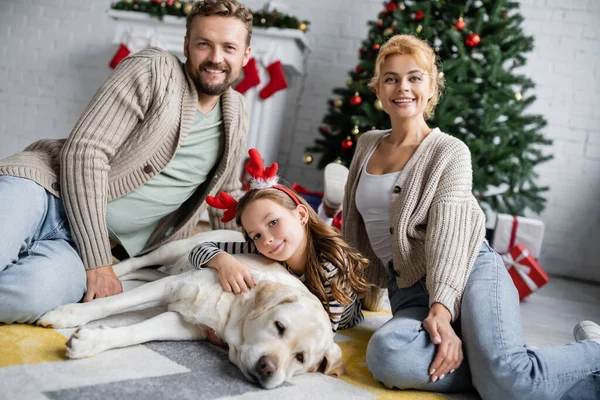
top-left (0, 284), bottom-right (477, 400)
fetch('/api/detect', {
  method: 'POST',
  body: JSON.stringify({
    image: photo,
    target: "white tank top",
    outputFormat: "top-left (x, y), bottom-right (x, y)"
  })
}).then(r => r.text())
top-left (355, 136), bottom-right (402, 266)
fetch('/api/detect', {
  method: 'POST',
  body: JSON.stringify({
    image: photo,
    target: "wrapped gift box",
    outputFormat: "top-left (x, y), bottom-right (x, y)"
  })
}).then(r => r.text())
top-left (502, 244), bottom-right (550, 301)
top-left (492, 214), bottom-right (545, 258)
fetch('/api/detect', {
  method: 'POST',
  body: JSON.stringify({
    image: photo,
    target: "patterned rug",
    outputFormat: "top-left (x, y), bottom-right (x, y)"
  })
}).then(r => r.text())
top-left (0, 284), bottom-right (477, 400)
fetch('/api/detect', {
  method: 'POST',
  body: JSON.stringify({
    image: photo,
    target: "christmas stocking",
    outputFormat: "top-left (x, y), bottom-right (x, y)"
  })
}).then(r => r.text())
top-left (259, 60), bottom-right (288, 99)
top-left (235, 57), bottom-right (261, 94)
top-left (109, 43), bottom-right (131, 69)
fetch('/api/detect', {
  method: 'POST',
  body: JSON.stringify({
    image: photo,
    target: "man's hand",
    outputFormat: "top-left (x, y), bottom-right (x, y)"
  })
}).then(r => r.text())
top-left (207, 252), bottom-right (256, 294)
top-left (422, 302), bottom-right (463, 383)
top-left (84, 265), bottom-right (123, 302)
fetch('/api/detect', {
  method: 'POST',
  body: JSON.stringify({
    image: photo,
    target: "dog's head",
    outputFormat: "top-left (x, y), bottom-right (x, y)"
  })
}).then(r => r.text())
top-left (231, 280), bottom-right (344, 389)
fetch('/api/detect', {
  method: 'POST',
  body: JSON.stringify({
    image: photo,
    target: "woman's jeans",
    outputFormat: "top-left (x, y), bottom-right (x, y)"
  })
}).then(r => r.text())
top-left (0, 176), bottom-right (86, 324)
top-left (366, 241), bottom-right (600, 399)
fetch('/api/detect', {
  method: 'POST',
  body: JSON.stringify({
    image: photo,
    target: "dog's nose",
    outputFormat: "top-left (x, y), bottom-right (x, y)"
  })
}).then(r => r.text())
top-left (257, 355), bottom-right (277, 379)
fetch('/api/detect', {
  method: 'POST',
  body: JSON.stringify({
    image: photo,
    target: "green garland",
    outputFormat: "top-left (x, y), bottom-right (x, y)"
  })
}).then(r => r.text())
top-left (110, 0), bottom-right (310, 31)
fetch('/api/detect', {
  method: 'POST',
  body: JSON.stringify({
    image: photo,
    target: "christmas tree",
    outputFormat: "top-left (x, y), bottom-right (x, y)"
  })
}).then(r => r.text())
top-left (306, 0), bottom-right (552, 216)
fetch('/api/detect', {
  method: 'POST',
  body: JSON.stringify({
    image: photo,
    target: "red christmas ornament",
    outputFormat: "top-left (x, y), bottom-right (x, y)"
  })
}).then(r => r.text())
top-left (341, 137), bottom-right (354, 150)
top-left (385, 2), bottom-right (398, 12)
top-left (349, 93), bottom-right (362, 106)
top-left (465, 33), bottom-right (481, 47)
top-left (414, 10), bottom-right (424, 21)
top-left (355, 65), bottom-right (363, 73)
top-left (166, 0), bottom-right (174, 5)
top-left (377, 19), bottom-right (384, 27)
top-left (320, 125), bottom-right (330, 133)
top-left (454, 18), bottom-right (465, 31)
top-left (373, 43), bottom-right (381, 50)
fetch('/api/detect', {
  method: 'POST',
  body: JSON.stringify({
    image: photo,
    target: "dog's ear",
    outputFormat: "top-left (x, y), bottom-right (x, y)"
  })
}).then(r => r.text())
top-left (247, 281), bottom-right (299, 320)
top-left (318, 343), bottom-right (345, 378)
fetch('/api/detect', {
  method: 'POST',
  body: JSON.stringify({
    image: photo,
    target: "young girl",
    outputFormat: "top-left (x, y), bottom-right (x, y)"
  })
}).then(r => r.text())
top-left (338, 34), bottom-right (600, 399)
top-left (189, 149), bottom-right (371, 333)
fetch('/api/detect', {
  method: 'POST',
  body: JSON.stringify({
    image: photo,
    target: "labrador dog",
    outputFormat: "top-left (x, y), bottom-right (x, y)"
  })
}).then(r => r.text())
top-left (37, 230), bottom-right (344, 389)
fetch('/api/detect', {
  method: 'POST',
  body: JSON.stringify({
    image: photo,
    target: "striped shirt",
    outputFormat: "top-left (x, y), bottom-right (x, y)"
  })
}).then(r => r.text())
top-left (189, 241), bottom-right (364, 332)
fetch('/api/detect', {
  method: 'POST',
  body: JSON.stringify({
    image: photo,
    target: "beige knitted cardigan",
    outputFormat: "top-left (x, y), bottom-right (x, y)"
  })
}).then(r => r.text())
top-left (342, 128), bottom-right (486, 320)
top-left (0, 48), bottom-right (248, 270)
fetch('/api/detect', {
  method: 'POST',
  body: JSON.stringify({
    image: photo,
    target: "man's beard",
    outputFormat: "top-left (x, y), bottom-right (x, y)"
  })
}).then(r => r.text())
top-left (188, 60), bottom-right (235, 96)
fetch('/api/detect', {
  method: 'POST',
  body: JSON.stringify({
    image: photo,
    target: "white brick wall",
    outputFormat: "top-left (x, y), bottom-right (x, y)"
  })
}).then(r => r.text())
top-left (1, 0), bottom-right (599, 282)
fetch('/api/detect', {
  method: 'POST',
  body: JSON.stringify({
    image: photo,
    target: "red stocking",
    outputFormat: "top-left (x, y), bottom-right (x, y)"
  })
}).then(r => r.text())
top-left (109, 43), bottom-right (131, 69)
top-left (259, 60), bottom-right (288, 99)
top-left (235, 57), bottom-right (261, 94)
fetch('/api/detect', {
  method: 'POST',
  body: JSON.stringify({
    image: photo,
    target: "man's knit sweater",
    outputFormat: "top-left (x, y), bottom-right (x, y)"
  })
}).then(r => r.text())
top-left (342, 128), bottom-right (486, 320)
top-left (0, 48), bottom-right (249, 270)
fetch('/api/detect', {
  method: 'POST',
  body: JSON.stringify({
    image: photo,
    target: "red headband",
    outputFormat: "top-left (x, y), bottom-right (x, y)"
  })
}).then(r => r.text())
top-left (206, 148), bottom-right (301, 223)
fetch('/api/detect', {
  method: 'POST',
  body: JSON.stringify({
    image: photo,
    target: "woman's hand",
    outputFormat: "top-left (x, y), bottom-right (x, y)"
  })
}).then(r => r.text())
top-left (207, 252), bottom-right (256, 294)
top-left (422, 302), bottom-right (463, 382)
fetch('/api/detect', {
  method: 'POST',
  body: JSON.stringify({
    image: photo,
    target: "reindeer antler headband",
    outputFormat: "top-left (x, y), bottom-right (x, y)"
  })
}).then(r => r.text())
top-left (206, 148), bottom-right (301, 223)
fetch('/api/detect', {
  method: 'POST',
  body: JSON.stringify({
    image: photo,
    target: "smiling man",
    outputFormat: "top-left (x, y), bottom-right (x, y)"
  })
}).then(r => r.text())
top-left (0, 0), bottom-right (252, 324)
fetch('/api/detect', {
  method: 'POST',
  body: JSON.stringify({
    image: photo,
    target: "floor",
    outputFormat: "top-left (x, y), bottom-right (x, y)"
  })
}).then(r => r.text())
top-left (520, 275), bottom-right (600, 347)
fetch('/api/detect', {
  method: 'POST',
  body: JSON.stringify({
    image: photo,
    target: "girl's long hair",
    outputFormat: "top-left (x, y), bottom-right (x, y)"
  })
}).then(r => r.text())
top-left (235, 188), bottom-right (371, 316)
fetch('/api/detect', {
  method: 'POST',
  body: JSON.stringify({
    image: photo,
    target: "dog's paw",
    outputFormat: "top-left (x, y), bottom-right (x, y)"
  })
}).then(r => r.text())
top-left (36, 304), bottom-right (91, 328)
top-left (66, 325), bottom-right (113, 359)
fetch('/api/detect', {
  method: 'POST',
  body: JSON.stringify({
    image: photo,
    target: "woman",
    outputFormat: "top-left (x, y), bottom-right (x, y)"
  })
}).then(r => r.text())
top-left (341, 34), bottom-right (600, 399)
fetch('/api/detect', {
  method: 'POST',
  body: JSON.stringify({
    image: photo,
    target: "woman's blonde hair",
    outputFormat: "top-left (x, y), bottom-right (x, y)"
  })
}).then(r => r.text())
top-left (368, 34), bottom-right (445, 120)
top-left (235, 188), bottom-right (371, 316)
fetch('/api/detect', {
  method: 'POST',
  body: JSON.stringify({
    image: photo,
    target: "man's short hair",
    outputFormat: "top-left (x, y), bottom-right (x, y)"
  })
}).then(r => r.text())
top-left (185, 0), bottom-right (253, 46)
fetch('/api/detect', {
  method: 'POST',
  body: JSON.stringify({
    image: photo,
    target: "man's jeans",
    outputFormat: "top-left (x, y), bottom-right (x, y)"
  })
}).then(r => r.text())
top-left (0, 176), bottom-right (86, 324)
top-left (366, 241), bottom-right (600, 399)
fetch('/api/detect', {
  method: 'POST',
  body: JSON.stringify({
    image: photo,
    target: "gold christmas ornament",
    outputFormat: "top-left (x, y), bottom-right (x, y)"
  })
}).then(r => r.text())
top-left (374, 99), bottom-right (383, 110)
top-left (174, 1), bottom-right (182, 9)
top-left (299, 22), bottom-right (308, 32)
top-left (334, 157), bottom-right (343, 164)
top-left (183, 2), bottom-right (192, 15)
top-left (302, 153), bottom-right (313, 165)
top-left (383, 28), bottom-right (393, 36)
top-left (333, 98), bottom-right (343, 108)
top-left (346, 79), bottom-right (354, 87)
top-left (399, 2), bottom-right (406, 10)
top-left (352, 125), bottom-right (360, 135)
top-left (260, 18), bottom-right (267, 24)
top-left (124, 0), bottom-right (133, 3)
top-left (416, 25), bottom-right (423, 33)
top-left (515, 92), bottom-right (522, 101)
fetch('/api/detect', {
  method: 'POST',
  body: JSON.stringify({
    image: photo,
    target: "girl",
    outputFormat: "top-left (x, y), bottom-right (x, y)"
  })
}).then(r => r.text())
top-left (189, 149), bottom-right (371, 333)
top-left (339, 34), bottom-right (600, 399)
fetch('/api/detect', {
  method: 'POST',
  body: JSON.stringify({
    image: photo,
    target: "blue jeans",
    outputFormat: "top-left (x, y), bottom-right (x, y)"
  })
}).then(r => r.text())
top-left (0, 176), bottom-right (86, 324)
top-left (366, 242), bottom-right (600, 399)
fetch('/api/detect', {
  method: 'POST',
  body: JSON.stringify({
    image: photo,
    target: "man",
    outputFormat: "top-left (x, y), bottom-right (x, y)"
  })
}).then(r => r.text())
top-left (0, 0), bottom-right (253, 324)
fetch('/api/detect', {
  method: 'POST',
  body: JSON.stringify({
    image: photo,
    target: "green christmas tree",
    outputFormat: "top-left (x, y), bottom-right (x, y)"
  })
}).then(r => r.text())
top-left (306, 0), bottom-right (552, 216)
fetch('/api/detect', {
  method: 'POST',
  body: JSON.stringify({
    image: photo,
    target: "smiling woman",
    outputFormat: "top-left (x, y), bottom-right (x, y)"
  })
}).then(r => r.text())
top-left (340, 34), bottom-right (600, 399)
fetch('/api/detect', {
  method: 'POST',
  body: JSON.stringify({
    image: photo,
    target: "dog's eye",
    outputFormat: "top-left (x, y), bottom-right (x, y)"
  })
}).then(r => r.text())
top-left (274, 321), bottom-right (285, 335)
top-left (295, 353), bottom-right (305, 363)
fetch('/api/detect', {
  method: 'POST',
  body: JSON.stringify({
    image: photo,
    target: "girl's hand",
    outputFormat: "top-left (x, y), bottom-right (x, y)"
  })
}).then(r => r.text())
top-left (206, 328), bottom-right (228, 348)
top-left (422, 303), bottom-right (463, 383)
top-left (207, 252), bottom-right (256, 294)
